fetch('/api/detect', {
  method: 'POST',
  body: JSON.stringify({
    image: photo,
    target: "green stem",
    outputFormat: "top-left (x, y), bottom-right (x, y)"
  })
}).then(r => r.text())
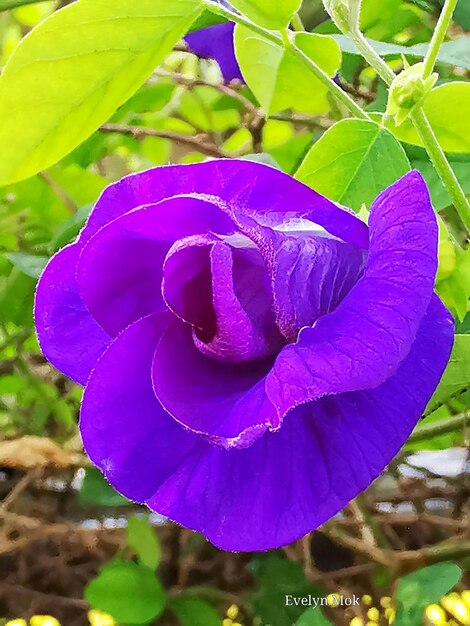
top-left (411, 108), bottom-right (470, 229)
top-left (350, 28), bottom-right (395, 85)
top-left (408, 412), bottom-right (468, 443)
top-left (203, 0), bottom-right (370, 120)
top-left (423, 0), bottom-right (458, 78)
top-left (291, 13), bottom-right (305, 32)
top-left (0, 0), bottom-right (46, 9)
top-left (346, 26), bottom-right (470, 234)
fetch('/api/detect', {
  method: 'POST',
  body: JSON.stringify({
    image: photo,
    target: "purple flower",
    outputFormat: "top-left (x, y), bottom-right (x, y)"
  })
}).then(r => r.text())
top-left (185, 22), bottom-right (242, 82)
top-left (35, 160), bottom-right (453, 551)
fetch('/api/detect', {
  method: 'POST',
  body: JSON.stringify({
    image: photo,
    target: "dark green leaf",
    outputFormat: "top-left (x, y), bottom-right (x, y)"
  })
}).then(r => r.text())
top-left (251, 555), bottom-right (323, 626)
top-left (296, 606), bottom-right (332, 625)
top-left (170, 596), bottom-right (221, 626)
top-left (4, 253), bottom-right (48, 279)
top-left (79, 468), bottom-right (131, 508)
top-left (394, 562), bottom-right (462, 626)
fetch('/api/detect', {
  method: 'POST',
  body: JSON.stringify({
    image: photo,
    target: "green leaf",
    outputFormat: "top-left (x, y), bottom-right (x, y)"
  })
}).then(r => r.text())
top-left (0, 269), bottom-right (35, 327)
top-left (0, 0), bottom-right (203, 186)
top-left (438, 0), bottom-right (470, 30)
top-left (406, 146), bottom-right (470, 211)
top-left (296, 606), bottom-right (332, 625)
top-left (234, 27), bottom-right (341, 115)
top-left (332, 35), bottom-right (470, 70)
top-left (427, 334), bottom-right (470, 411)
top-left (85, 560), bottom-right (166, 624)
top-left (383, 83), bottom-right (470, 153)
top-left (0, 0), bottom-right (45, 10)
top-left (51, 204), bottom-right (92, 252)
top-left (251, 555), bottom-right (323, 626)
top-left (4, 252), bottom-right (48, 279)
top-left (79, 467), bottom-right (131, 507)
top-left (127, 516), bottom-right (161, 571)
top-left (394, 562), bottom-right (462, 626)
top-left (295, 119), bottom-right (410, 212)
top-left (170, 596), bottom-right (221, 626)
top-left (436, 248), bottom-right (470, 321)
top-left (228, 0), bottom-right (301, 30)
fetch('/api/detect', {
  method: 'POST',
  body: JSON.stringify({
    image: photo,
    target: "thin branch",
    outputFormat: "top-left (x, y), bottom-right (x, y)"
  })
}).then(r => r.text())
top-left (100, 123), bottom-right (229, 158)
top-left (408, 412), bottom-right (468, 443)
top-left (153, 69), bottom-right (258, 114)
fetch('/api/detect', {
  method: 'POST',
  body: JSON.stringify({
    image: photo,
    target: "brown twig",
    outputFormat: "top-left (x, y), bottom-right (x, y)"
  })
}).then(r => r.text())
top-left (100, 123), bottom-right (229, 158)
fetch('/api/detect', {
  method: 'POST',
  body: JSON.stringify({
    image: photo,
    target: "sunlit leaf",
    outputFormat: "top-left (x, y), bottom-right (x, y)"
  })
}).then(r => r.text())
top-left (229, 0), bottom-right (301, 30)
top-left (0, 0), bottom-right (203, 185)
top-left (295, 119), bottom-right (410, 212)
top-left (234, 27), bottom-right (341, 115)
top-left (384, 83), bottom-right (470, 153)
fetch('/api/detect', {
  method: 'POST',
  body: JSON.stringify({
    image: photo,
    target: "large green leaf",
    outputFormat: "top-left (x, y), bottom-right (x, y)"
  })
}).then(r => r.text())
top-left (234, 27), bottom-right (341, 115)
top-left (229, 0), bottom-right (301, 30)
top-left (295, 119), bottom-right (410, 212)
top-left (384, 83), bottom-right (470, 153)
top-left (127, 516), bottom-right (161, 571)
top-left (0, 0), bottom-right (203, 186)
top-left (427, 334), bottom-right (470, 411)
top-left (85, 561), bottom-right (166, 623)
top-left (332, 35), bottom-right (470, 70)
top-left (394, 563), bottom-right (462, 626)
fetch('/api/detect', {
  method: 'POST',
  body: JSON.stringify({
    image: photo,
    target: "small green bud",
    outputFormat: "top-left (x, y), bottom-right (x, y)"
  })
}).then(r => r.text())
top-left (323, 0), bottom-right (351, 32)
top-left (387, 62), bottom-right (437, 126)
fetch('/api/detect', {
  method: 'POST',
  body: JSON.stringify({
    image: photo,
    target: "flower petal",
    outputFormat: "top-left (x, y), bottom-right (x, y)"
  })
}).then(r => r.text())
top-left (267, 230), bottom-right (366, 338)
top-left (152, 318), bottom-right (278, 449)
top-left (34, 244), bottom-right (111, 385)
top-left (77, 196), bottom-right (235, 337)
top-left (185, 23), bottom-right (243, 82)
top-left (146, 295), bottom-right (453, 551)
top-left (266, 171), bottom-right (439, 417)
top-left (163, 234), bottom-right (283, 361)
top-left (80, 313), bottom-right (201, 502)
top-left (80, 160), bottom-right (368, 249)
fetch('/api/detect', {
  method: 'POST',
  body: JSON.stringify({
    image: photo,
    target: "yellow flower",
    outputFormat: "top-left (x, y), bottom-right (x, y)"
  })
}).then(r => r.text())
top-left (5, 620), bottom-right (27, 626)
top-left (30, 618), bottom-right (60, 626)
top-left (426, 604), bottom-right (447, 625)
top-left (87, 609), bottom-right (117, 626)
top-left (226, 605), bottom-right (239, 620)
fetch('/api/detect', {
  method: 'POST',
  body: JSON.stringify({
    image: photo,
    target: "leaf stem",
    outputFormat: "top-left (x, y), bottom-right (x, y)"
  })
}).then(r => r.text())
top-left (202, 0), bottom-right (370, 120)
top-left (423, 0), bottom-right (458, 78)
top-left (344, 25), bottom-right (470, 234)
top-left (291, 13), bottom-right (305, 32)
top-left (410, 108), bottom-right (470, 229)
top-left (408, 412), bottom-right (468, 444)
top-left (0, 0), bottom-right (46, 9)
